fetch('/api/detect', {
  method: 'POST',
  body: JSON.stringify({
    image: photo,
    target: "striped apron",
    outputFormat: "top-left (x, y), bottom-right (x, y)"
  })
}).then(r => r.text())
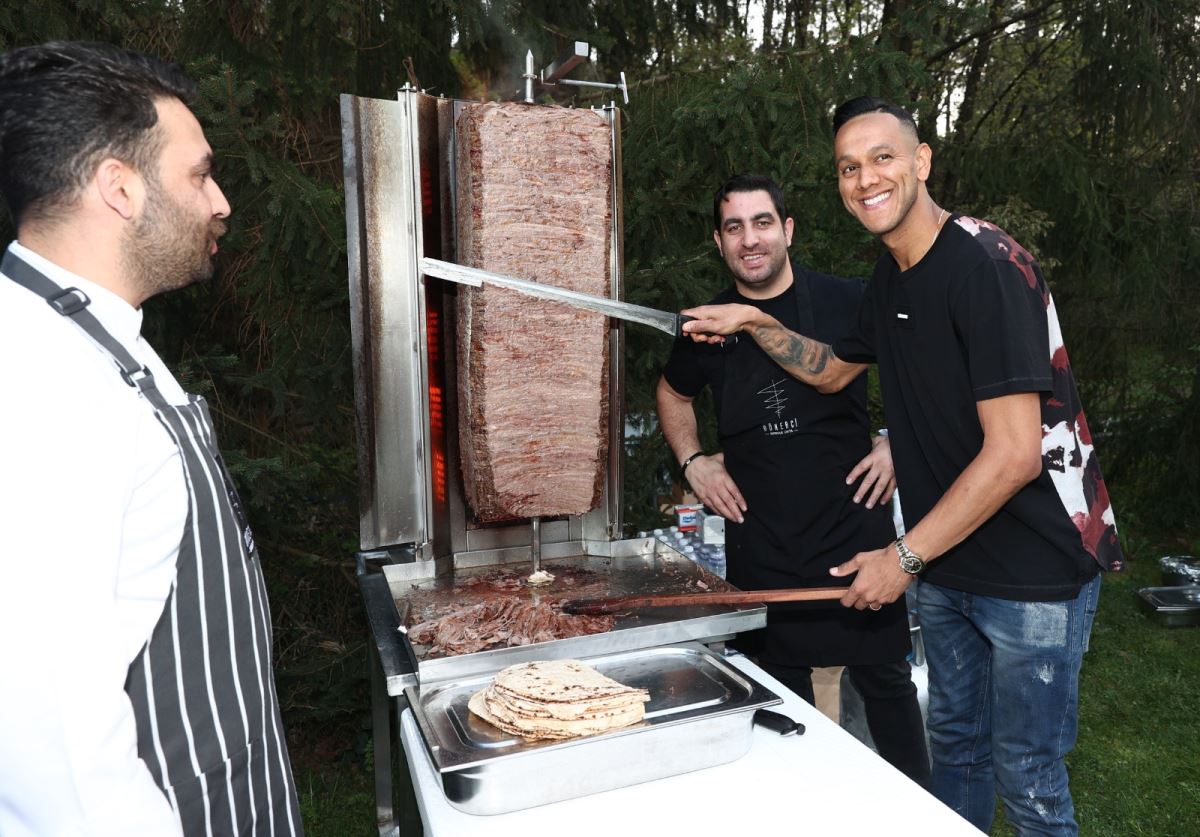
top-left (3, 252), bottom-right (303, 836)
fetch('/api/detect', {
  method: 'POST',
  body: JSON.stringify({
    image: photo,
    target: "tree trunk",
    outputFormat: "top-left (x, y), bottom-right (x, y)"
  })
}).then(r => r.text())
top-left (955, 0), bottom-right (1007, 138)
top-left (795, 0), bottom-right (811, 48)
top-left (879, 0), bottom-right (914, 54)
top-left (940, 0), bottom-right (1006, 199)
top-left (838, 0), bottom-right (853, 42)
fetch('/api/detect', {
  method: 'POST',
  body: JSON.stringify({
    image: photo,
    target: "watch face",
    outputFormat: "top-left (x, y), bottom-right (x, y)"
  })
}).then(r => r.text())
top-left (899, 554), bottom-right (924, 574)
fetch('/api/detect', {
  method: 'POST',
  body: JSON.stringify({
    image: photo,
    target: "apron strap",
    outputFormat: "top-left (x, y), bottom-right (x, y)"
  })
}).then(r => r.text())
top-left (2, 250), bottom-right (171, 409)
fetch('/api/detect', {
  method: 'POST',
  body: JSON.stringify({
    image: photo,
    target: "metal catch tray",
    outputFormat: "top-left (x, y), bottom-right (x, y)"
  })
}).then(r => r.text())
top-left (406, 641), bottom-right (780, 815)
top-left (1136, 585), bottom-right (1200, 627)
top-left (388, 538), bottom-right (766, 690)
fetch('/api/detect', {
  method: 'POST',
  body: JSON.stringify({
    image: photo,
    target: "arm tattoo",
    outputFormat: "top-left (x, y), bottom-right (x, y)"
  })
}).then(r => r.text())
top-left (749, 323), bottom-right (833, 379)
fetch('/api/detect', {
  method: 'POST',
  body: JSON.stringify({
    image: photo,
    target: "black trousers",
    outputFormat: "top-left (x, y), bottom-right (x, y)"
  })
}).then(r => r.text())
top-left (760, 659), bottom-right (931, 788)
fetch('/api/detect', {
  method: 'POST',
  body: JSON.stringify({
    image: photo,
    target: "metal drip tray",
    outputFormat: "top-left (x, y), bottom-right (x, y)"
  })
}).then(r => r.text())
top-left (389, 538), bottom-right (765, 688)
top-left (406, 642), bottom-right (780, 814)
top-left (1137, 586), bottom-right (1200, 626)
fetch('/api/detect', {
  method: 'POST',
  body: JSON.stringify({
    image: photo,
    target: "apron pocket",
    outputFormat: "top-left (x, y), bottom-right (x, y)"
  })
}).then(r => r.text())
top-left (169, 743), bottom-right (253, 834)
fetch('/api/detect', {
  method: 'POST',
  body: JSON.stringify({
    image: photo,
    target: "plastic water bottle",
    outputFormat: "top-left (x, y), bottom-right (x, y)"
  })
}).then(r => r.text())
top-left (708, 548), bottom-right (727, 579)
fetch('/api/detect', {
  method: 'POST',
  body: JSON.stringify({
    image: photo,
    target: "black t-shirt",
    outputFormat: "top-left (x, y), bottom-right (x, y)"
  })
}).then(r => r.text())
top-left (663, 269), bottom-right (869, 441)
top-left (834, 215), bottom-right (1123, 601)
top-left (662, 266), bottom-right (907, 667)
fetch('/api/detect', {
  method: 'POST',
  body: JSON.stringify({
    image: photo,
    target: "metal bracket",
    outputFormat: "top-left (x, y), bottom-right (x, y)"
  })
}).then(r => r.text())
top-left (356, 545), bottom-right (419, 574)
top-left (541, 41), bottom-right (589, 84)
top-left (528, 41), bottom-right (630, 105)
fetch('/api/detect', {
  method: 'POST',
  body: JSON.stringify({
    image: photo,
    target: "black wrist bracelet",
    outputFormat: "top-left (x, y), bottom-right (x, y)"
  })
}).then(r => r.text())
top-left (680, 451), bottom-right (704, 476)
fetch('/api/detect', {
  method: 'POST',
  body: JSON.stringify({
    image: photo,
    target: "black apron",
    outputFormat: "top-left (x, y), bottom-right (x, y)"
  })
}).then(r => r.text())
top-left (716, 271), bottom-right (908, 668)
top-left (4, 252), bottom-right (303, 837)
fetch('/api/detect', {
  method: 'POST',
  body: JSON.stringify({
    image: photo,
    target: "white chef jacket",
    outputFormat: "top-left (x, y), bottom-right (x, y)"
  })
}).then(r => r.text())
top-left (0, 242), bottom-right (188, 836)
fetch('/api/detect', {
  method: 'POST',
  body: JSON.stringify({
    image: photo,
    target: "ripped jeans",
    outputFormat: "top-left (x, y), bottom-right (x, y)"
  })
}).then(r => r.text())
top-left (917, 574), bottom-right (1101, 835)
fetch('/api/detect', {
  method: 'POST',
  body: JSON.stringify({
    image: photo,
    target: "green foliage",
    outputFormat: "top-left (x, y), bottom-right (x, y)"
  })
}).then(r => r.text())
top-left (934, 0), bottom-right (1200, 529)
top-left (294, 764), bottom-right (376, 836)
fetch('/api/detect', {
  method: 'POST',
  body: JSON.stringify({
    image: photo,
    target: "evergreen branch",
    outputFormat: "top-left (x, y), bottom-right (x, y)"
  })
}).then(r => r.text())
top-left (258, 538), bottom-right (355, 572)
top-left (964, 29), bottom-right (1069, 145)
top-left (206, 401), bottom-right (311, 459)
top-left (926, 0), bottom-right (1060, 65)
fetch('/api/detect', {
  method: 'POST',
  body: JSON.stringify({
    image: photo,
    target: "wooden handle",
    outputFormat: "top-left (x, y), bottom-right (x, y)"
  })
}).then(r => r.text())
top-left (560, 586), bottom-right (847, 616)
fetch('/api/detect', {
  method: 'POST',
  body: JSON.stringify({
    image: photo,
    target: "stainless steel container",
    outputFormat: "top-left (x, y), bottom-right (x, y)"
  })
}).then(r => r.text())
top-left (390, 538), bottom-right (763, 691)
top-left (407, 642), bottom-right (780, 815)
top-left (1136, 586), bottom-right (1200, 627)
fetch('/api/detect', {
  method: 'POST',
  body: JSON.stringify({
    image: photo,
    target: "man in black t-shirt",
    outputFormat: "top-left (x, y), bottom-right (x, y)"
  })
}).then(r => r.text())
top-left (678, 103), bottom-right (1121, 835)
top-left (657, 174), bottom-right (929, 785)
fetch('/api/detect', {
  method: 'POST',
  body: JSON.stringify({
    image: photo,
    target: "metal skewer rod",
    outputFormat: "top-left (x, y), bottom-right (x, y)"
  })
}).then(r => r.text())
top-left (530, 516), bottom-right (541, 573)
top-left (523, 50), bottom-right (535, 103)
top-left (555, 73), bottom-right (629, 105)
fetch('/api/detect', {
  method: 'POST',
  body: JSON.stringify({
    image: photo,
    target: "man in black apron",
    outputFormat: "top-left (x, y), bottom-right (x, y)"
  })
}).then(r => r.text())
top-left (0, 43), bottom-right (301, 835)
top-left (657, 174), bottom-right (929, 785)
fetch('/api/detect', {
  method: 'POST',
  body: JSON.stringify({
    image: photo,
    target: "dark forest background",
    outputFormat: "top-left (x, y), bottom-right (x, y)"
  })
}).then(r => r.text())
top-left (3, 0), bottom-right (1198, 822)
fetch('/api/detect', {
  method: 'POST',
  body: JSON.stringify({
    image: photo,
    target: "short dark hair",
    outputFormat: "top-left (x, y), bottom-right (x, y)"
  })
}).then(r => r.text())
top-left (832, 96), bottom-right (919, 140)
top-left (712, 173), bottom-right (788, 231)
top-left (0, 41), bottom-right (196, 226)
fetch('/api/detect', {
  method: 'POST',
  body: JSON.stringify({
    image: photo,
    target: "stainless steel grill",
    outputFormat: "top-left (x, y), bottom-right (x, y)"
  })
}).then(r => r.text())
top-left (341, 83), bottom-right (770, 833)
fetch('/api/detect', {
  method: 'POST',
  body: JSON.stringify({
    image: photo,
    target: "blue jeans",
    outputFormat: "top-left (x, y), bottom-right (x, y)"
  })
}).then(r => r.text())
top-left (917, 574), bottom-right (1101, 835)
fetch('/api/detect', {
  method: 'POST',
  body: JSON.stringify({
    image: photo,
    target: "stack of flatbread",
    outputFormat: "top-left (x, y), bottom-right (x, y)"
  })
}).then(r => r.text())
top-left (468, 659), bottom-right (651, 740)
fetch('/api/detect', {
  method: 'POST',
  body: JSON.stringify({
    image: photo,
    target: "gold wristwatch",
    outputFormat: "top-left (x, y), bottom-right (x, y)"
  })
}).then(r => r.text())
top-left (896, 537), bottom-right (926, 575)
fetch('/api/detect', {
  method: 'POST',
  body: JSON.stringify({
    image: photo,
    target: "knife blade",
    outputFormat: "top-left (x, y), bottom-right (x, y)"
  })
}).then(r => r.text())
top-left (421, 257), bottom-right (695, 338)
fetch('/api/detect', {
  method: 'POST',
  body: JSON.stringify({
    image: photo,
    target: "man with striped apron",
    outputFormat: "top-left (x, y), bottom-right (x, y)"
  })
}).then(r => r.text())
top-left (0, 42), bottom-right (301, 835)
top-left (3, 252), bottom-right (303, 836)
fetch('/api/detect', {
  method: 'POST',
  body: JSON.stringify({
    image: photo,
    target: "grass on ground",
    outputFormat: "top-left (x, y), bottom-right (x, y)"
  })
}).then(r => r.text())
top-left (988, 535), bottom-right (1200, 835)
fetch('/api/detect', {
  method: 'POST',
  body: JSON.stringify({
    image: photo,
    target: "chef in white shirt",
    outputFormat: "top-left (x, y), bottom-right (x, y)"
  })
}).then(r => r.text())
top-left (0, 41), bottom-right (302, 836)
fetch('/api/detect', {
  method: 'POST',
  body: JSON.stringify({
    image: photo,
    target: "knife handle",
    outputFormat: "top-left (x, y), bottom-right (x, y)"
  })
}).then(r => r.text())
top-left (675, 314), bottom-right (697, 338)
top-left (675, 313), bottom-right (729, 343)
top-left (754, 708), bottom-right (805, 736)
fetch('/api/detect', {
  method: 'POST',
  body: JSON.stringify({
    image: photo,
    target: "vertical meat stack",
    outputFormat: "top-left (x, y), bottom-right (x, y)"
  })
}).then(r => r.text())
top-left (455, 103), bottom-right (613, 522)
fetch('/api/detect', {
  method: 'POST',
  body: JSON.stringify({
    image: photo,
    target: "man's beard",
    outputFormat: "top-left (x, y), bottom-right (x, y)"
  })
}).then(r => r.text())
top-left (122, 179), bottom-right (226, 301)
top-left (728, 247), bottom-right (788, 292)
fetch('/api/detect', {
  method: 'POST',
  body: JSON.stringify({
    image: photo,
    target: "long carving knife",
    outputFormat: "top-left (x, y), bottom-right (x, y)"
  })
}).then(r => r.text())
top-left (421, 257), bottom-right (695, 338)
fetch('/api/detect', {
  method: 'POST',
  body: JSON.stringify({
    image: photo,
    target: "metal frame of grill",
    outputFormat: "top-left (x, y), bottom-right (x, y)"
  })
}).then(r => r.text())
top-left (341, 83), bottom-right (767, 835)
top-left (342, 85), bottom-right (625, 576)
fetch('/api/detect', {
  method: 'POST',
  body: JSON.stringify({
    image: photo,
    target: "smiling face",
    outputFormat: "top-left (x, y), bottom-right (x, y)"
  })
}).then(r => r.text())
top-left (834, 112), bottom-right (931, 241)
top-left (713, 189), bottom-right (794, 298)
top-left (121, 97), bottom-right (231, 300)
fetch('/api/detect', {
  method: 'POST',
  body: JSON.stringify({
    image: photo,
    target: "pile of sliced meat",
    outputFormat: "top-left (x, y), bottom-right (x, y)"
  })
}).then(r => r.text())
top-left (407, 599), bottom-right (615, 658)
